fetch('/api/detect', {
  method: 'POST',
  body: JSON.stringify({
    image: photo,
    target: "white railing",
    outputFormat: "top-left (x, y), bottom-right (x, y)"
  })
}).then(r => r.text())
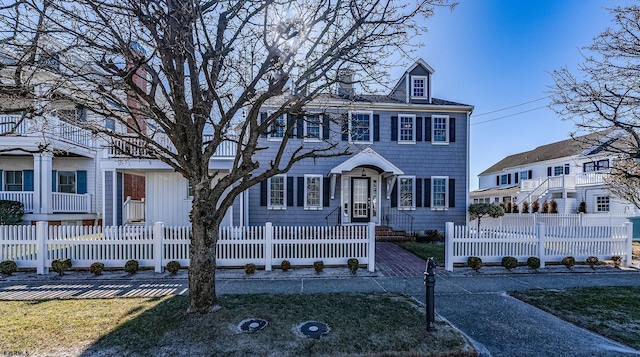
top-left (55, 119), bottom-right (92, 147)
top-left (0, 114), bottom-right (29, 134)
top-left (124, 196), bottom-right (145, 223)
top-left (0, 191), bottom-right (34, 212)
top-left (52, 193), bottom-right (91, 213)
top-left (445, 222), bottom-right (633, 271)
top-left (575, 171), bottom-right (608, 185)
top-left (0, 221), bottom-right (376, 274)
top-left (107, 135), bottom-right (236, 158)
top-left (470, 213), bottom-right (631, 228)
top-left (0, 114), bottom-right (92, 148)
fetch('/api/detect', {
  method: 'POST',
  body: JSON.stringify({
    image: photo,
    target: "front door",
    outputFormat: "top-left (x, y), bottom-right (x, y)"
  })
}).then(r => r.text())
top-left (351, 177), bottom-right (370, 222)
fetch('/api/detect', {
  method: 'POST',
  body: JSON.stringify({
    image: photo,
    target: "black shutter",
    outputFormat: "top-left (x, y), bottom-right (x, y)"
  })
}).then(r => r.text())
top-left (391, 116), bottom-right (398, 141)
top-left (373, 114), bottom-right (379, 141)
top-left (296, 117), bottom-right (304, 138)
top-left (322, 115), bottom-right (330, 139)
top-left (528, 170), bottom-right (533, 180)
top-left (390, 182), bottom-right (397, 207)
top-left (425, 117), bottom-right (431, 142)
top-left (260, 112), bottom-right (268, 138)
top-left (424, 178), bottom-right (431, 207)
top-left (507, 174), bottom-right (511, 185)
top-left (287, 114), bottom-right (295, 137)
top-left (323, 177), bottom-right (330, 207)
top-left (449, 117), bottom-right (456, 142)
top-left (297, 177), bottom-right (304, 206)
top-left (515, 173), bottom-right (519, 184)
top-left (416, 178), bottom-right (423, 207)
top-left (547, 167), bottom-right (552, 176)
top-left (287, 176), bottom-right (294, 206)
top-left (260, 180), bottom-right (267, 206)
top-left (341, 113), bottom-right (349, 141)
top-left (448, 178), bottom-right (456, 208)
top-left (496, 175), bottom-right (500, 186)
top-left (416, 117), bottom-right (422, 142)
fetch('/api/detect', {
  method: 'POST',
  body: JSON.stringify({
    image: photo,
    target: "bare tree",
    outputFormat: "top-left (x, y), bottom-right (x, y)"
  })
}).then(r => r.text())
top-left (550, 5), bottom-right (640, 202)
top-left (0, 0), bottom-right (453, 313)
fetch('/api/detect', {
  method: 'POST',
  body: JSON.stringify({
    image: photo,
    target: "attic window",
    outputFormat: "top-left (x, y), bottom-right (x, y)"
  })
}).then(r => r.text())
top-left (411, 76), bottom-right (427, 98)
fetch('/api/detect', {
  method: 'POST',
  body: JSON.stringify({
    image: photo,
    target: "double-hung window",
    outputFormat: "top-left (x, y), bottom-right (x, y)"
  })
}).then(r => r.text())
top-left (432, 115), bottom-right (449, 143)
top-left (398, 114), bottom-right (415, 143)
top-left (349, 111), bottom-right (373, 143)
top-left (411, 76), bottom-right (427, 98)
top-left (596, 196), bottom-right (610, 212)
top-left (5, 171), bottom-right (23, 191)
top-left (398, 176), bottom-right (415, 209)
top-left (58, 171), bottom-right (76, 193)
top-left (304, 175), bottom-right (322, 209)
top-left (584, 159), bottom-right (609, 172)
top-left (305, 115), bottom-right (321, 141)
top-left (431, 177), bottom-right (448, 208)
top-left (519, 171), bottom-right (529, 181)
top-left (553, 166), bottom-right (564, 176)
top-left (268, 175), bottom-right (286, 209)
top-left (268, 114), bottom-right (286, 140)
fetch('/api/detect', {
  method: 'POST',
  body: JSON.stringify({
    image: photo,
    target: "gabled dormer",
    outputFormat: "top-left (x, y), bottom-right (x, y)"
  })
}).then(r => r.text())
top-left (390, 59), bottom-right (435, 104)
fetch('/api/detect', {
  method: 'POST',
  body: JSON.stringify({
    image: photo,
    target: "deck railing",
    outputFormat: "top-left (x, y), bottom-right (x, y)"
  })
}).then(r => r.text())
top-left (0, 114), bottom-right (92, 148)
top-left (51, 193), bottom-right (91, 213)
top-left (0, 191), bottom-right (34, 212)
top-left (107, 135), bottom-right (236, 158)
top-left (124, 196), bottom-right (145, 223)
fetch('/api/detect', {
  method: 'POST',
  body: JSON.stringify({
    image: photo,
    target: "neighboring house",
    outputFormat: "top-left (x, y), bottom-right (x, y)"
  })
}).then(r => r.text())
top-left (1, 57), bottom-right (473, 232)
top-left (470, 131), bottom-right (639, 215)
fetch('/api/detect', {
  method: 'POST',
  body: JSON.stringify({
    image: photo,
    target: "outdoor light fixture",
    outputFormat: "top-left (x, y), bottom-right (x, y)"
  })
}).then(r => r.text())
top-left (361, 168), bottom-right (366, 176)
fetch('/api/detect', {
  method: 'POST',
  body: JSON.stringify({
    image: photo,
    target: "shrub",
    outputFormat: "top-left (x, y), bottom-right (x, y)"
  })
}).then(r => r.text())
top-left (531, 200), bottom-right (540, 213)
top-left (611, 255), bottom-right (622, 267)
top-left (577, 201), bottom-right (587, 213)
top-left (511, 203), bottom-right (519, 214)
top-left (549, 199), bottom-right (558, 214)
top-left (527, 257), bottom-right (541, 270)
top-left (244, 263), bottom-right (256, 275)
top-left (586, 256), bottom-right (599, 269)
top-left (280, 260), bottom-right (291, 272)
top-left (0, 200), bottom-right (24, 225)
top-left (501, 256), bottom-right (518, 271)
top-left (51, 258), bottom-right (72, 276)
top-left (166, 261), bottom-right (181, 275)
top-left (466, 256), bottom-right (482, 272)
top-left (124, 259), bottom-right (139, 274)
top-left (313, 260), bottom-right (325, 273)
top-left (0, 260), bottom-right (17, 276)
top-left (541, 200), bottom-right (549, 213)
top-left (90, 262), bottom-right (105, 276)
top-left (521, 201), bottom-right (530, 214)
top-left (347, 258), bottom-right (359, 274)
top-left (561, 256), bottom-right (576, 269)
top-left (417, 230), bottom-right (445, 243)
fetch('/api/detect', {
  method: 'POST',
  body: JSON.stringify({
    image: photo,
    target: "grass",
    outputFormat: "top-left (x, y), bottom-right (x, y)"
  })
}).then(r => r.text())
top-left (0, 293), bottom-right (475, 356)
top-left (398, 242), bottom-right (445, 266)
top-left (510, 286), bottom-right (640, 350)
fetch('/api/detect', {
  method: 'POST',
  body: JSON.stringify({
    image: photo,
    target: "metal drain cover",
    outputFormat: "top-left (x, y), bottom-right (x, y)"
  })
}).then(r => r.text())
top-left (299, 321), bottom-right (330, 339)
top-left (238, 318), bottom-right (268, 333)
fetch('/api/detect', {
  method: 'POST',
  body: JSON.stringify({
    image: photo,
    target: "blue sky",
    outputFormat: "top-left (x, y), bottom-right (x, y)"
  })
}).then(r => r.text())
top-left (390, 0), bottom-right (625, 190)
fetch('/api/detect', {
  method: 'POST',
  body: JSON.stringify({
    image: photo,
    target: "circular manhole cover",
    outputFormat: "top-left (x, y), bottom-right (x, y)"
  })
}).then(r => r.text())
top-left (299, 321), bottom-right (330, 339)
top-left (238, 318), bottom-right (268, 333)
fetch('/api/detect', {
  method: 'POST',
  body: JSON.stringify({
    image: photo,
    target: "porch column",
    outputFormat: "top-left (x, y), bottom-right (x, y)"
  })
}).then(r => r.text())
top-left (35, 152), bottom-right (53, 214)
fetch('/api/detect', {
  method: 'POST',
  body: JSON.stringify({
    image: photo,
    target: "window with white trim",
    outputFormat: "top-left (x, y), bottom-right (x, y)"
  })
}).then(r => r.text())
top-left (596, 196), bottom-right (610, 212)
top-left (5, 171), bottom-right (23, 191)
top-left (58, 171), bottom-right (76, 193)
top-left (519, 171), bottom-right (529, 181)
top-left (398, 176), bottom-right (415, 209)
top-left (584, 159), bottom-right (609, 172)
top-left (398, 114), bottom-right (415, 143)
top-left (432, 177), bottom-right (448, 208)
top-left (268, 114), bottom-right (286, 140)
top-left (304, 175), bottom-right (322, 209)
top-left (432, 115), bottom-right (448, 143)
top-left (349, 111), bottom-right (372, 143)
top-left (187, 181), bottom-right (193, 197)
top-left (411, 76), bottom-right (427, 98)
top-left (268, 175), bottom-right (286, 209)
top-left (304, 115), bottom-right (321, 141)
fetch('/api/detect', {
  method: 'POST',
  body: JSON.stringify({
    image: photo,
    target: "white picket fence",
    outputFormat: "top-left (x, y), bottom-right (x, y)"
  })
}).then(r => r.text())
top-left (469, 213), bottom-right (630, 228)
top-left (444, 221), bottom-right (633, 271)
top-left (0, 222), bottom-right (376, 274)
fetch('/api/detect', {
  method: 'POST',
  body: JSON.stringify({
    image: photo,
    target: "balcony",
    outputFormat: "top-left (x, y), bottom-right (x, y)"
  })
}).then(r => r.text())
top-left (520, 171), bottom-right (608, 193)
top-left (0, 191), bottom-right (92, 214)
top-left (0, 114), bottom-right (92, 148)
top-left (106, 134), bottom-right (236, 159)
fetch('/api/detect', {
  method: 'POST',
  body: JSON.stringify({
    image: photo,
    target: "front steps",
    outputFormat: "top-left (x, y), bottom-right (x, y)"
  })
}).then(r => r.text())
top-left (375, 226), bottom-right (413, 242)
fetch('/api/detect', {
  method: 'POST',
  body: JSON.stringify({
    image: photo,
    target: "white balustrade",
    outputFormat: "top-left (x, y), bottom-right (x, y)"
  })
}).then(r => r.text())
top-left (124, 197), bottom-right (145, 223)
top-left (51, 193), bottom-right (91, 213)
top-left (0, 115), bottom-right (29, 135)
top-left (0, 191), bottom-right (34, 212)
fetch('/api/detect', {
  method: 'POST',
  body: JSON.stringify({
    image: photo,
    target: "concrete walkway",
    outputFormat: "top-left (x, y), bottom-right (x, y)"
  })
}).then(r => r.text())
top-left (1, 243), bottom-right (640, 356)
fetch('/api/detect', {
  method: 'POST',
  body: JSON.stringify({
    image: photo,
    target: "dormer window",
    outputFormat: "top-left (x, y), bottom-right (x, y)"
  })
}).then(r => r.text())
top-left (411, 76), bottom-right (427, 98)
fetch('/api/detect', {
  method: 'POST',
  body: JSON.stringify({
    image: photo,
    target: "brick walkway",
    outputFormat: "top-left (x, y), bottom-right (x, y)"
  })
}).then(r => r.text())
top-left (375, 242), bottom-right (427, 277)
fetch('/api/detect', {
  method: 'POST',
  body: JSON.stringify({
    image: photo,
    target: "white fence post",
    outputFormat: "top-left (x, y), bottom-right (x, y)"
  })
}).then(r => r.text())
top-left (153, 222), bottom-right (164, 273)
top-left (445, 222), bottom-right (454, 272)
top-left (537, 222), bottom-right (546, 269)
top-left (625, 222), bottom-right (633, 268)
top-left (368, 222), bottom-right (376, 272)
top-left (265, 222), bottom-right (273, 271)
top-left (35, 221), bottom-right (48, 274)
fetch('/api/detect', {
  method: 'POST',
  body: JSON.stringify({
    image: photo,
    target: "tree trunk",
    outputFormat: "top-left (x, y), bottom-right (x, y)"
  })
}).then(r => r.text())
top-left (187, 196), bottom-right (221, 314)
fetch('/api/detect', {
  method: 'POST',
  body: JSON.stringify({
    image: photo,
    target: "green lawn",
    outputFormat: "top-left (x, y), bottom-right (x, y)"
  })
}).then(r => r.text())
top-left (0, 293), bottom-right (474, 356)
top-left (511, 286), bottom-right (640, 350)
top-left (397, 242), bottom-right (445, 266)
